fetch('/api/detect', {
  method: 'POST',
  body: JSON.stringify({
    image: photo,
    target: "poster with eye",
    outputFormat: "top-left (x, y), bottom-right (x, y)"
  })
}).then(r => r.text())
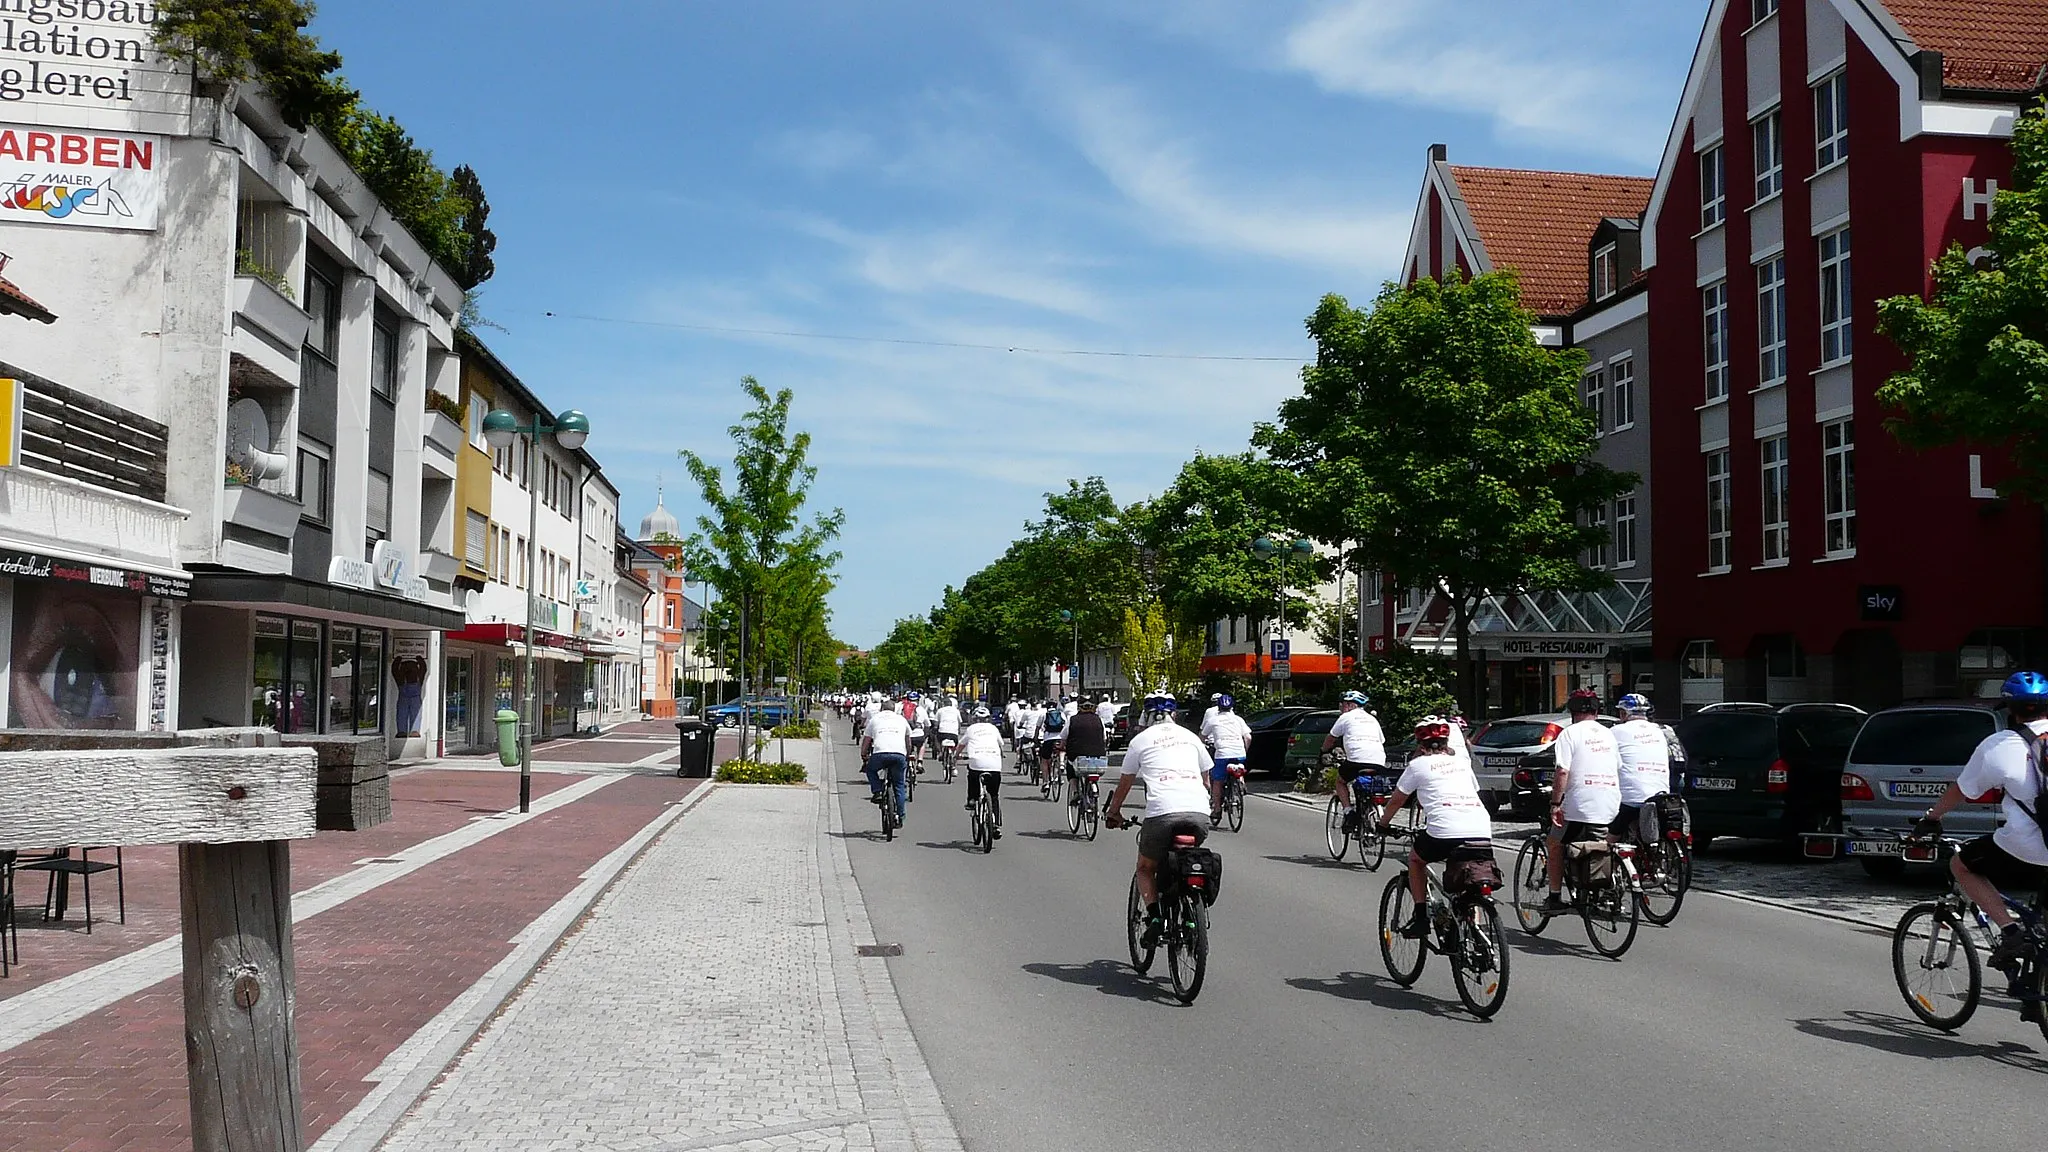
top-left (9, 581), bottom-right (139, 730)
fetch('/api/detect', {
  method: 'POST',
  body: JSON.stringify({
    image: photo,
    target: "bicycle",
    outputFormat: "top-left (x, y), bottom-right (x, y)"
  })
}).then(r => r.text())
top-left (968, 776), bottom-right (997, 854)
top-left (1041, 748), bottom-right (1066, 803)
top-left (1377, 844), bottom-right (1512, 1018)
top-left (1017, 740), bottom-right (1040, 783)
top-left (1885, 835), bottom-right (2048, 1037)
top-left (1620, 796), bottom-right (1693, 926)
top-left (864, 753), bottom-right (902, 843)
top-left (1324, 773), bottom-right (1401, 869)
top-left (1213, 764), bottom-right (1246, 833)
top-left (937, 734), bottom-right (959, 784)
top-left (1511, 831), bottom-right (1640, 958)
top-left (1115, 815), bottom-right (1217, 1004)
top-left (1067, 768), bottom-right (1103, 840)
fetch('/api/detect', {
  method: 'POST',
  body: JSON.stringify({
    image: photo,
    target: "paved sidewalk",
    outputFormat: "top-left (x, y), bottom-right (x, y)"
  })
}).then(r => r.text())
top-left (377, 741), bottom-right (965, 1152)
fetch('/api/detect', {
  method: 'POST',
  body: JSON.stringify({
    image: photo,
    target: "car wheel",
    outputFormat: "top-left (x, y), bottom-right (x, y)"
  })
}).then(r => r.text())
top-left (1860, 856), bottom-right (1908, 880)
top-left (1691, 833), bottom-right (1714, 854)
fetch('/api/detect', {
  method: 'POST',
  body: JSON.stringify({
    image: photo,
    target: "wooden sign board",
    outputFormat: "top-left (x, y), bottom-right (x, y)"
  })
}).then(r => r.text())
top-left (0, 745), bottom-right (317, 847)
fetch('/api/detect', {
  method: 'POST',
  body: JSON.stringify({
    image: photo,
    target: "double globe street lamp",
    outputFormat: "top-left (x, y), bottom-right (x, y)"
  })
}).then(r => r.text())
top-left (483, 406), bottom-right (591, 813)
top-left (1252, 535), bottom-right (1314, 683)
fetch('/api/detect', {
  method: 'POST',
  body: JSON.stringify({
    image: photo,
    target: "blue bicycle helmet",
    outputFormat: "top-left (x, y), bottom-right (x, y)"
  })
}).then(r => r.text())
top-left (1617, 692), bottom-right (1652, 715)
top-left (1217, 693), bottom-right (1235, 711)
top-left (1340, 690), bottom-right (1369, 707)
top-left (2001, 671), bottom-right (2048, 700)
top-left (1145, 693), bottom-right (1178, 714)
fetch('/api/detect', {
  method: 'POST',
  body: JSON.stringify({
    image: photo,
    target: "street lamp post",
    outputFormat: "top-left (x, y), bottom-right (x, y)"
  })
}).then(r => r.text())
top-left (483, 406), bottom-right (591, 814)
top-left (1060, 609), bottom-right (1078, 697)
top-left (1252, 536), bottom-right (1315, 685)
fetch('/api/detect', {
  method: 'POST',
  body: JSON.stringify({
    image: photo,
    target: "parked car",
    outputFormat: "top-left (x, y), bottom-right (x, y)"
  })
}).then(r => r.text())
top-left (706, 696), bottom-right (797, 728)
top-left (1281, 710), bottom-right (1341, 782)
top-left (1669, 702), bottom-right (1866, 849)
top-left (1243, 706), bottom-right (1318, 775)
top-left (1470, 712), bottom-right (1617, 811)
top-left (1839, 702), bottom-right (2004, 877)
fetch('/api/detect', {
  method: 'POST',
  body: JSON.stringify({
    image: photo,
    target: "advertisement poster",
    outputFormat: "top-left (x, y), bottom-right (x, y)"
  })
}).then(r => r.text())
top-left (0, 122), bottom-right (162, 230)
top-left (9, 579), bottom-right (138, 729)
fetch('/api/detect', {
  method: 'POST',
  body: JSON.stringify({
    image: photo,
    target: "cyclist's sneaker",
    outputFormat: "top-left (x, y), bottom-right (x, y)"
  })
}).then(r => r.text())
top-left (1140, 915), bottom-right (1163, 949)
top-left (1341, 809), bottom-right (1360, 834)
top-left (991, 827), bottom-right (1003, 839)
top-left (964, 802), bottom-right (975, 810)
top-left (1542, 892), bottom-right (1571, 913)
top-left (1400, 907), bottom-right (1429, 940)
top-left (1990, 925), bottom-right (2028, 969)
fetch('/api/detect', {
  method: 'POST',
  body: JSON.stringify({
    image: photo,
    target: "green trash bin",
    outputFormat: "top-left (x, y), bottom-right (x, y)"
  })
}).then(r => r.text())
top-left (495, 709), bottom-right (521, 767)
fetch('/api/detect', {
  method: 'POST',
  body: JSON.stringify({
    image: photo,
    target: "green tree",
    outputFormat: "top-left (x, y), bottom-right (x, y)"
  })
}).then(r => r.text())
top-left (1132, 451), bottom-right (1315, 630)
top-left (1878, 100), bottom-right (2048, 498)
top-left (1336, 649), bottom-right (1459, 736)
top-left (1258, 275), bottom-right (1632, 713)
top-left (679, 379), bottom-right (846, 702)
top-left (450, 164), bottom-right (497, 291)
top-left (153, 0), bottom-right (353, 129)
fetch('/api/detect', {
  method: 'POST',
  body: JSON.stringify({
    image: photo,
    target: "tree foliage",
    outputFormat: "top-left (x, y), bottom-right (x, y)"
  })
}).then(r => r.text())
top-left (1336, 649), bottom-right (1460, 737)
top-left (1878, 99), bottom-right (2048, 499)
top-left (1257, 274), bottom-right (1632, 709)
top-left (1132, 452), bottom-right (1315, 629)
top-left (450, 164), bottom-right (498, 291)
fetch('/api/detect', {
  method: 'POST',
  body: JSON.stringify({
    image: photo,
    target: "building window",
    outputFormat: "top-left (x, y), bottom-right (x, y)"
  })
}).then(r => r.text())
top-left (1752, 110), bottom-right (1783, 201)
top-left (1706, 450), bottom-right (1732, 572)
top-left (1819, 227), bottom-right (1853, 364)
top-left (1588, 504), bottom-right (1609, 570)
top-left (1823, 418), bottom-right (1856, 556)
top-left (366, 469), bottom-right (391, 545)
top-left (1593, 243), bottom-right (1618, 301)
top-left (516, 537), bottom-right (529, 588)
top-left (303, 265), bottom-right (338, 364)
top-left (1814, 72), bottom-right (1849, 169)
top-left (1750, 0), bottom-right (1779, 25)
top-left (466, 510), bottom-right (488, 568)
top-left (468, 392), bottom-right (489, 451)
top-left (1703, 281), bottom-right (1730, 402)
top-left (1761, 434), bottom-right (1790, 564)
top-left (1610, 357), bottom-right (1636, 431)
top-left (1365, 571), bottom-right (1383, 605)
top-left (1700, 146), bottom-right (1725, 230)
top-left (296, 439), bottom-right (330, 524)
top-left (1584, 367), bottom-right (1605, 435)
top-left (371, 310), bottom-right (399, 401)
top-left (1757, 256), bottom-right (1788, 386)
top-left (1614, 493), bottom-right (1638, 567)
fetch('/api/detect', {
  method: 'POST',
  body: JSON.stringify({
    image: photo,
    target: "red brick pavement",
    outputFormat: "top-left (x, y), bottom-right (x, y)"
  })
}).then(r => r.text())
top-left (1, 770), bottom-right (580, 1000)
top-left (0, 772), bottom-right (698, 1152)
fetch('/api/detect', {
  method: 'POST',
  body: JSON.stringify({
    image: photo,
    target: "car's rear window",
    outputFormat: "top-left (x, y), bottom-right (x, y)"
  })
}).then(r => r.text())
top-left (1472, 721), bottom-right (1555, 749)
top-left (1848, 711), bottom-right (1996, 767)
top-left (1290, 713), bottom-right (1337, 738)
top-left (1780, 711), bottom-right (1865, 755)
top-left (1248, 709), bottom-right (1305, 730)
top-left (1679, 713), bottom-right (1778, 759)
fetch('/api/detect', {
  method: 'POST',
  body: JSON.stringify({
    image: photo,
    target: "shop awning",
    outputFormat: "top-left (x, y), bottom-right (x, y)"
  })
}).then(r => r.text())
top-left (1198, 653), bottom-right (1354, 676)
top-left (187, 571), bottom-right (466, 630)
top-left (446, 622), bottom-right (590, 652)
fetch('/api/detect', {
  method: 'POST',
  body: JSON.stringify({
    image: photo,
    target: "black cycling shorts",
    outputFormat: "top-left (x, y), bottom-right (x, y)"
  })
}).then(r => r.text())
top-left (1960, 835), bottom-right (2048, 895)
top-left (1338, 760), bottom-right (1385, 785)
top-left (1412, 831), bottom-right (1490, 864)
top-left (1138, 816), bottom-right (1208, 862)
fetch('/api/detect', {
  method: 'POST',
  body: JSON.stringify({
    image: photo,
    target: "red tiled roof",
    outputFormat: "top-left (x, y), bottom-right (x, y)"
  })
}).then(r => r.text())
top-left (0, 273), bottom-right (54, 324)
top-left (1882, 0), bottom-right (2048, 92)
top-left (1445, 166), bottom-right (1653, 317)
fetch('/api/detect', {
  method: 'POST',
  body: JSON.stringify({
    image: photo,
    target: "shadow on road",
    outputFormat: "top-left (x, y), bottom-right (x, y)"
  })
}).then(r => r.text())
top-left (1022, 959), bottom-right (1182, 1005)
top-left (1506, 927), bottom-right (1596, 960)
top-left (916, 840), bottom-right (984, 853)
top-left (1791, 1010), bottom-right (2048, 1072)
top-left (1012, 828), bottom-right (1079, 841)
top-left (1263, 853), bottom-right (1363, 873)
top-left (1283, 971), bottom-right (1471, 1021)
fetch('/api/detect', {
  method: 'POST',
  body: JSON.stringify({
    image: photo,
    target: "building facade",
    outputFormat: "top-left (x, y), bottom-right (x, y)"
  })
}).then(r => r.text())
top-left (1644, 0), bottom-right (2048, 711)
top-left (634, 498), bottom-right (686, 717)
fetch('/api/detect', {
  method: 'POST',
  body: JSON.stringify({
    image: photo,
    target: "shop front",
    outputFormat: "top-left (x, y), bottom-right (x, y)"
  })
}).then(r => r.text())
top-left (0, 548), bottom-right (190, 732)
top-left (443, 622), bottom-right (588, 751)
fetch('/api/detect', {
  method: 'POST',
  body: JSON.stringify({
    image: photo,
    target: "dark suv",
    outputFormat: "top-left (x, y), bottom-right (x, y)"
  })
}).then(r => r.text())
top-left (1676, 702), bottom-right (1867, 848)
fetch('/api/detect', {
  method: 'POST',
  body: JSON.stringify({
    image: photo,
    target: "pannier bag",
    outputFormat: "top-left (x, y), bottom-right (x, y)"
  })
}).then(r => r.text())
top-left (1443, 851), bottom-right (1504, 897)
top-left (1171, 846), bottom-right (1224, 906)
top-left (1565, 838), bottom-right (1614, 883)
top-left (1648, 793), bottom-right (1690, 842)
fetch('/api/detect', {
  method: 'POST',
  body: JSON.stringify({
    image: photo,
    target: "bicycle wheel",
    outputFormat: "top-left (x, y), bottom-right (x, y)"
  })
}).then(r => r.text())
top-left (1126, 877), bottom-right (1156, 974)
top-left (1226, 780), bottom-right (1244, 833)
top-left (1167, 894), bottom-right (1208, 1004)
top-left (1358, 814), bottom-right (1389, 873)
top-left (1066, 787), bottom-right (1084, 835)
top-left (883, 801), bottom-right (896, 843)
top-left (1451, 901), bottom-right (1511, 1019)
top-left (1583, 870), bottom-right (1640, 958)
top-left (1049, 769), bottom-right (1065, 804)
top-left (1325, 797), bottom-right (1351, 860)
top-left (2031, 959), bottom-right (2048, 1046)
top-left (1638, 840), bottom-right (1690, 926)
top-left (979, 799), bottom-right (995, 854)
top-left (1891, 902), bottom-right (1981, 1030)
top-left (1082, 786), bottom-right (1100, 841)
top-left (1377, 874), bottom-right (1426, 986)
top-left (1512, 837), bottom-right (1551, 935)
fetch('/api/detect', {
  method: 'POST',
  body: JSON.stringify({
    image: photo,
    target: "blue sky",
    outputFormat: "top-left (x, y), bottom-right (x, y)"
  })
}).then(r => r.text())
top-left (313, 0), bottom-right (1703, 646)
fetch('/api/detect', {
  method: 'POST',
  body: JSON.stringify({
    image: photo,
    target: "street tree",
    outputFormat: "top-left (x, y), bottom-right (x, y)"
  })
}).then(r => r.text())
top-left (1878, 100), bottom-right (2048, 498)
top-left (1132, 452), bottom-right (1316, 632)
top-left (1258, 275), bottom-right (1632, 713)
top-left (1119, 600), bottom-right (1205, 697)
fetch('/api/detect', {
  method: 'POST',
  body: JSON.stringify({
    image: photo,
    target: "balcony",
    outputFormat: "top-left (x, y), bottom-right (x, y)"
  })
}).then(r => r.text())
top-left (222, 481), bottom-right (302, 541)
top-left (420, 547), bottom-right (461, 585)
top-left (422, 409), bottom-right (461, 479)
top-left (230, 275), bottom-right (306, 389)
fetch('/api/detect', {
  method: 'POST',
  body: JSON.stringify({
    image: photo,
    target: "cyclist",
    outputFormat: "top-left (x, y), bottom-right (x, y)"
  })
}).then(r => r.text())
top-left (1202, 693), bottom-right (1253, 822)
top-left (916, 692), bottom-right (938, 761)
top-left (959, 705), bottom-right (1006, 838)
top-left (1322, 690), bottom-right (1387, 834)
top-left (1544, 687), bottom-right (1621, 911)
top-left (1105, 694), bottom-right (1215, 948)
top-left (1201, 692), bottom-right (1223, 730)
top-left (903, 691), bottom-right (927, 765)
top-left (1915, 670), bottom-right (2048, 972)
top-left (936, 695), bottom-right (963, 767)
top-left (1039, 697), bottom-right (1069, 781)
top-left (1609, 693), bottom-right (1672, 842)
top-left (1005, 697), bottom-right (1023, 742)
top-left (861, 697), bottom-right (913, 829)
top-left (1380, 718), bottom-right (1495, 938)
top-left (1061, 696), bottom-right (1110, 793)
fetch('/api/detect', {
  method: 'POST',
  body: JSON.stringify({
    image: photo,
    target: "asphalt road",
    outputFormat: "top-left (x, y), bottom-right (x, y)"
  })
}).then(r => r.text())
top-left (827, 719), bottom-right (2048, 1152)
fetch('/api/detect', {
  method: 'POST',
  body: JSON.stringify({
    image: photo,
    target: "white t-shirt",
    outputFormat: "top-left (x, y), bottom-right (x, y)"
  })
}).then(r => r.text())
top-left (865, 709), bottom-right (911, 757)
top-left (1018, 707), bottom-right (1041, 740)
top-left (959, 721), bottom-right (1005, 772)
top-left (1202, 712), bottom-right (1253, 760)
top-left (1063, 700), bottom-right (1080, 720)
top-left (1956, 720), bottom-right (2048, 867)
top-left (1613, 718), bottom-right (1673, 805)
top-left (1121, 720), bottom-right (1214, 818)
top-left (861, 700), bottom-right (880, 723)
top-left (1552, 718), bottom-right (1622, 823)
top-left (1005, 702), bottom-right (1021, 727)
top-left (1397, 752), bottom-right (1493, 841)
top-left (1330, 708), bottom-right (1387, 766)
top-left (936, 704), bottom-right (961, 735)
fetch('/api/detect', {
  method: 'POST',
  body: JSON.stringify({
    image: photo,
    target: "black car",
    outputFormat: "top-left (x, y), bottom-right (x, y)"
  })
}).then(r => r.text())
top-left (1677, 702), bottom-right (1866, 847)
top-left (1243, 706), bottom-right (1319, 776)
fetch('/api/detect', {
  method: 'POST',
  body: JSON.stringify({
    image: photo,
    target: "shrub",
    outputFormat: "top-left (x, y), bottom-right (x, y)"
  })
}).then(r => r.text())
top-left (770, 720), bottom-right (821, 739)
top-left (715, 760), bottom-right (808, 785)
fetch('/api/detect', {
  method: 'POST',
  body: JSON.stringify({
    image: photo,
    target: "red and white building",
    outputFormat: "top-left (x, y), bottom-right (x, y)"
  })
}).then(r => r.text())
top-left (1644, 0), bottom-right (2048, 710)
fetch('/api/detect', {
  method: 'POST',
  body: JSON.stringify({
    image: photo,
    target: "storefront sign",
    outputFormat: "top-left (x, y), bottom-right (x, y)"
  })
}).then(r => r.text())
top-left (0, 547), bottom-right (187, 598)
top-left (1498, 638), bottom-right (1614, 658)
top-left (1860, 585), bottom-right (1905, 622)
top-left (0, 122), bottom-right (162, 230)
top-left (328, 555), bottom-right (376, 592)
top-left (146, 599), bottom-right (169, 730)
top-left (332, 552), bottom-right (430, 603)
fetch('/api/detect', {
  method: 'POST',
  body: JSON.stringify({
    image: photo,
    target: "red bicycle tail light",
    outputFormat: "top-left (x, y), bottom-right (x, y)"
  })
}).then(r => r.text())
top-left (1766, 760), bottom-right (1790, 794)
top-left (1841, 773), bottom-right (1875, 801)
top-left (1187, 875), bottom-right (1206, 887)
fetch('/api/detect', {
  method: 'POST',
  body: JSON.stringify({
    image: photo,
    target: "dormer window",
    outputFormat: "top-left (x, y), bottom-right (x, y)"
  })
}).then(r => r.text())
top-left (1593, 243), bottom-right (1619, 301)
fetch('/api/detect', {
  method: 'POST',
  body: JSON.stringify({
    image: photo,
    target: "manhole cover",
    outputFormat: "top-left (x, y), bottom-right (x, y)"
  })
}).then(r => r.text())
top-left (856, 943), bottom-right (903, 957)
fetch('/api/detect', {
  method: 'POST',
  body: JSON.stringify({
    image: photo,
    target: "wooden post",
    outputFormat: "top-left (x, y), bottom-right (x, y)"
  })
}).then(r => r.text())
top-left (181, 840), bottom-right (302, 1152)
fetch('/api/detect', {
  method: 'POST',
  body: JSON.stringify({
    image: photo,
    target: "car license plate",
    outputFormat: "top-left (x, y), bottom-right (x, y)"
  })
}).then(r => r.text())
top-left (1691, 776), bottom-right (1737, 791)
top-left (1483, 755), bottom-right (1520, 769)
top-left (1847, 839), bottom-right (1903, 857)
top-left (1886, 781), bottom-right (1948, 800)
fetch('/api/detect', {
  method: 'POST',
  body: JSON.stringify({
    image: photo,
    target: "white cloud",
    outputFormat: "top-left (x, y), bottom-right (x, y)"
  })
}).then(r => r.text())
top-left (1280, 0), bottom-right (1676, 166)
top-left (792, 216), bottom-right (1110, 321)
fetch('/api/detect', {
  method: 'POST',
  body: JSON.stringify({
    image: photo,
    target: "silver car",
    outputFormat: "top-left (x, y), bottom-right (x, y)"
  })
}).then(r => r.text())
top-left (1467, 712), bottom-right (1617, 806)
top-left (1839, 703), bottom-right (2004, 877)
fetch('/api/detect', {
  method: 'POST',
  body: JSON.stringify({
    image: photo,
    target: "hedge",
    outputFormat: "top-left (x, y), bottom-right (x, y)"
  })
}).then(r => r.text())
top-left (769, 720), bottom-right (821, 739)
top-left (715, 760), bottom-right (809, 785)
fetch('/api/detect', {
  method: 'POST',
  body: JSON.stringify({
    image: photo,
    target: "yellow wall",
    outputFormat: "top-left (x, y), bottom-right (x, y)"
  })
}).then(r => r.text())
top-left (456, 358), bottom-right (496, 581)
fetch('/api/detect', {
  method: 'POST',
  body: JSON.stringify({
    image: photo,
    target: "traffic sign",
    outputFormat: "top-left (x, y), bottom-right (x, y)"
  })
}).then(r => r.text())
top-left (1271, 661), bottom-right (1292, 681)
top-left (1271, 639), bottom-right (1291, 663)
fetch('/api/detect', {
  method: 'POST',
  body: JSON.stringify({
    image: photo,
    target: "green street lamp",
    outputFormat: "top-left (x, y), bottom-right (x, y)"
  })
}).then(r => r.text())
top-left (1060, 609), bottom-right (1078, 697)
top-left (483, 405), bottom-right (593, 813)
top-left (1251, 536), bottom-right (1314, 682)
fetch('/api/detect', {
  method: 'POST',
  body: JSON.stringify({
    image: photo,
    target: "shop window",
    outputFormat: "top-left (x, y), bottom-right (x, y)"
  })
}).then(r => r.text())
top-left (288, 619), bottom-right (322, 733)
top-left (356, 629), bottom-right (384, 733)
top-left (1763, 635), bottom-right (1807, 678)
top-left (328, 624), bottom-right (358, 732)
top-left (1960, 629), bottom-right (2025, 676)
top-left (1681, 639), bottom-right (1724, 712)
